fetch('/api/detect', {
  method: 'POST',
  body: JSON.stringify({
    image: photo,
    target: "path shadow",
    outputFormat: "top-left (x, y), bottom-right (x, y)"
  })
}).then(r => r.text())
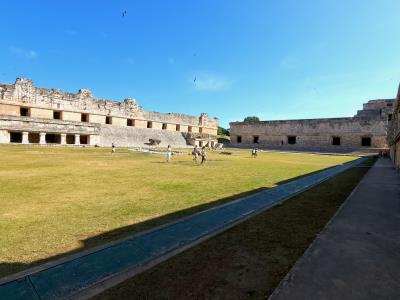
top-left (0, 162), bottom-right (351, 280)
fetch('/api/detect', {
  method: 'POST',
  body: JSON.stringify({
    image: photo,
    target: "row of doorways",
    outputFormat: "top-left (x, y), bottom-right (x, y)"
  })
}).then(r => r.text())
top-left (9, 132), bottom-right (89, 144)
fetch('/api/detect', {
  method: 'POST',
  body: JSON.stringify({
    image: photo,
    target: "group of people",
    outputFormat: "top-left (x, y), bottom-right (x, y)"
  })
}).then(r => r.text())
top-left (192, 145), bottom-right (207, 164)
top-left (112, 143), bottom-right (257, 162)
top-left (166, 144), bottom-right (207, 164)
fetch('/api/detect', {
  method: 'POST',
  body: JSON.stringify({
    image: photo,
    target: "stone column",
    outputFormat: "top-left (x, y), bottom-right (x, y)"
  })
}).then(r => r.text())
top-left (39, 132), bottom-right (46, 145)
top-left (22, 132), bottom-right (29, 144)
top-left (75, 134), bottom-right (80, 145)
top-left (61, 133), bottom-right (67, 145)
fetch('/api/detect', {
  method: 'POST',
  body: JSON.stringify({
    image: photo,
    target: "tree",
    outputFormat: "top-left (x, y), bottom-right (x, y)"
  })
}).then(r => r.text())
top-left (217, 126), bottom-right (230, 136)
top-left (243, 116), bottom-right (260, 122)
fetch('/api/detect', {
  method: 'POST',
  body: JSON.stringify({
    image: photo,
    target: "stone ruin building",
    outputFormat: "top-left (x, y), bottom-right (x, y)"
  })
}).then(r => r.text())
top-left (0, 78), bottom-right (218, 147)
top-left (388, 84), bottom-right (400, 168)
top-left (230, 98), bottom-right (395, 153)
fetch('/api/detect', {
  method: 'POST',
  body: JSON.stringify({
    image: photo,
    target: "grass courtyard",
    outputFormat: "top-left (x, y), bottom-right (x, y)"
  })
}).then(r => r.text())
top-left (0, 145), bottom-right (357, 278)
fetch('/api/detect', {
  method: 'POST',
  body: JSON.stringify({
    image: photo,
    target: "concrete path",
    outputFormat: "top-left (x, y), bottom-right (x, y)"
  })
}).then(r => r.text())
top-left (0, 158), bottom-right (366, 300)
top-left (270, 158), bottom-right (400, 300)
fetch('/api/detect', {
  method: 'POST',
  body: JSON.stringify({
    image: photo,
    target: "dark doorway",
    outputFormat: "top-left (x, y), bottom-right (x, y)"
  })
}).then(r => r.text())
top-left (287, 136), bottom-right (296, 144)
top-left (28, 133), bottom-right (40, 143)
top-left (332, 136), bottom-right (341, 146)
top-left (147, 121), bottom-right (153, 128)
top-left (106, 116), bottom-right (112, 125)
top-left (80, 135), bottom-right (89, 145)
top-left (361, 137), bottom-right (371, 147)
top-left (46, 134), bottom-right (61, 144)
top-left (127, 119), bottom-right (134, 126)
top-left (10, 132), bottom-right (22, 143)
top-left (176, 125), bottom-right (180, 132)
top-left (237, 136), bottom-right (242, 143)
top-left (253, 136), bottom-right (259, 144)
top-left (66, 135), bottom-right (75, 144)
top-left (162, 123), bottom-right (167, 130)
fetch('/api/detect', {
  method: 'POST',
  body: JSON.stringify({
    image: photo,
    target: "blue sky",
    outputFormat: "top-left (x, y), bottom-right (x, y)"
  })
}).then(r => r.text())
top-left (1, 0), bottom-right (399, 128)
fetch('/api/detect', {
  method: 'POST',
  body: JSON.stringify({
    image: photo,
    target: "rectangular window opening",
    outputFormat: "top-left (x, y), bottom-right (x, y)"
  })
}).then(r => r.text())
top-left (287, 136), bottom-right (296, 145)
top-left (127, 119), bottom-right (134, 126)
top-left (81, 113), bottom-right (89, 122)
top-left (188, 126), bottom-right (193, 133)
top-left (332, 136), bottom-right (341, 146)
top-left (361, 137), bottom-right (371, 147)
top-left (147, 121), bottom-right (153, 128)
top-left (176, 124), bottom-right (180, 132)
top-left (162, 123), bottom-right (167, 130)
top-left (106, 116), bottom-right (112, 125)
top-left (20, 107), bottom-right (30, 117)
top-left (53, 111), bottom-right (62, 120)
top-left (253, 136), bottom-right (259, 144)
top-left (388, 114), bottom-right (392, 121)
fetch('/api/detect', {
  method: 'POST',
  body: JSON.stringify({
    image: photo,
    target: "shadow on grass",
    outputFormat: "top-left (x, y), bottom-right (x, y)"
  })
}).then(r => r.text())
top-left (0, 159), bottom-right (364, 280)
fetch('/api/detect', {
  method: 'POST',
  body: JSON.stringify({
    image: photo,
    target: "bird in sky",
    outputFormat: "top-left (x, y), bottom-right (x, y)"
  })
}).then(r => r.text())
top-left (122, 11), bottom-right (127, 17)
top-left (194, 76), bottom-right (196, 83)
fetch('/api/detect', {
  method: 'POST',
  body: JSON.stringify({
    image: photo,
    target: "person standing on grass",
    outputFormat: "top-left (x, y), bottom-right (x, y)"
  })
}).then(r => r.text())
top-left (193, 145), bottom-right (199, 163)
top-left (111, 142), bottom-right (116, 154)
top-left (251, 148), bottom-right (257, 158)
top-left (201, 146), bottom-right (207, 164)
top-left (166, 145), bottom-right (172, 162)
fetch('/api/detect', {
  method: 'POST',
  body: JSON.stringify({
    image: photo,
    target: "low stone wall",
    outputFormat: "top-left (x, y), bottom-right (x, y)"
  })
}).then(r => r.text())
top-left (99, 125), bottom-right (189, 147)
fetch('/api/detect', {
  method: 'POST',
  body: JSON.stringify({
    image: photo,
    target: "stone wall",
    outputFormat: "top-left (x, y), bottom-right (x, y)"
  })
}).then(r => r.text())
top-left (388, 85), bottom-right (400, 167)
top-left (230, 99), bottom-right (395, 153)
top-left (99, 126), bottom-right (188, 147)
top-left (0, 78), bottom-right (218, 130)
top-left (0, 78), bottom-right (219, 146)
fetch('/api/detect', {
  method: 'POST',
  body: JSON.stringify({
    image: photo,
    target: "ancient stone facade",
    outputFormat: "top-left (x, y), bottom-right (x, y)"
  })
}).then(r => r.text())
top-left (388, 85), bottom-right (400, 168)
top-left (0, 78), bottom-right (218, 147)
top-left (230, 99), bottom-right (395, 153)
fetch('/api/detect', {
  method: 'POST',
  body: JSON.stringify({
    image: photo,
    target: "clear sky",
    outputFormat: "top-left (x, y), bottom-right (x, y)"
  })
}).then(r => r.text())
top-left (1, 0), bottom-right (399, 128)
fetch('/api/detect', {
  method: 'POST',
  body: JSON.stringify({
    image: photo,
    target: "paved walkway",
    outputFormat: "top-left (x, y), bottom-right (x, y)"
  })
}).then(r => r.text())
top-left (270, 158), bottom-right (400, 300)
top-left (0, 158), bottom-right (366, 300)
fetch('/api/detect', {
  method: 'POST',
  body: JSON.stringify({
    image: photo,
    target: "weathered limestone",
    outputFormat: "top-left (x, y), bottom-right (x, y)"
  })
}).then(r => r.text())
top-left (0, 78), bottom-right (218, 147)
top-left (22, 131), bottom-right (29, 144)
top-left (39, 132), bottom-right (46, 145)
top-left (0, 130), bottom-right (9, 143)
top-left (0, 104), bottom-right (19, 116)
top-left (61, 133), bottom-right (67, 145)
top-left (230, 99), bottom-right (395, 153)
top-left (62, 111), bottom-right (81, 122)
top-left (388, 84), bottom-right (400, 168)
top-left (75, 134), bottom-right (80, 145)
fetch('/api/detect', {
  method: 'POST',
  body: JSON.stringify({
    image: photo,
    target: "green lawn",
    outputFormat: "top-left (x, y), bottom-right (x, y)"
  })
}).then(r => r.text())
top-left (0, 145), bottom-right (356, 277)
